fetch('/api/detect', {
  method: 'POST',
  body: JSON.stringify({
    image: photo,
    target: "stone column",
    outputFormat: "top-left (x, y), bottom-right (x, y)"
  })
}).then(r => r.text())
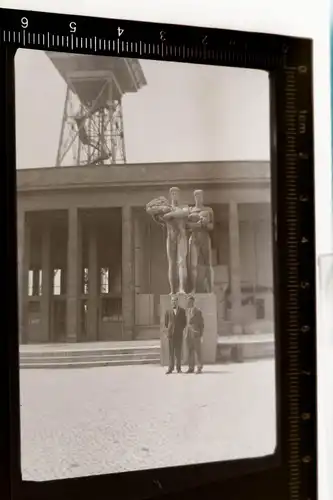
top-left (87, 227), bottom-right (99, 341)
top-left (17, 210), bottom-right (30, 344)
top-left (66, 207), bottom-right (80, 342)
top-left (229, 201), bottom-right (242, 331)
top-left (41, 227), bottom-right (52, 342)
top-left (134, 211), bottom-right (143, 295)
top-left (122, 205), bottom-right (134, 339)
top-left (134, 211), bottom-right (143, 331)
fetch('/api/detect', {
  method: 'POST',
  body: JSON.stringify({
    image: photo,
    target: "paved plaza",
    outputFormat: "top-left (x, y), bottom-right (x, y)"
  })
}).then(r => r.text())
top-left (19, 360), bottom-right (276, 481)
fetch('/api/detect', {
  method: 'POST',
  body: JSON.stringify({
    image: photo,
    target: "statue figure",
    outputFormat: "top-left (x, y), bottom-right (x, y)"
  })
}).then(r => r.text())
top-left (146, 187), bottom-right (190, 295)
top-left (187, 189), bottom-right (214, 293)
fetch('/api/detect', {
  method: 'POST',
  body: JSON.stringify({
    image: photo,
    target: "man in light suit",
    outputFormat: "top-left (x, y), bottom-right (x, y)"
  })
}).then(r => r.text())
top-left (186, 295), bottom-right (204, 374)
top-left (164, 295), bottom-right (187, 374)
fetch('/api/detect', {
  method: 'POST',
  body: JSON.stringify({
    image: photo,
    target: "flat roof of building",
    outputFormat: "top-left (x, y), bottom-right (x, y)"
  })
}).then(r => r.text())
top-left (16, 161), bottom-right (270, 193)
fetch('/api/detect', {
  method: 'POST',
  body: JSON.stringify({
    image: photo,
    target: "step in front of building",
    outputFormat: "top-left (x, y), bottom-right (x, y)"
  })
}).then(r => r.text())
top-left (20, 357), bottom-right (161, 369)
top-left (19, 334), bottom-right (274, 369)
top-left (20, 344), bottom-right (161, 369)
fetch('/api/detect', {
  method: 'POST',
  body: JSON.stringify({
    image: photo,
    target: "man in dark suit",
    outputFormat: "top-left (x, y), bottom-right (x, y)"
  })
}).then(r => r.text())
top-left (164, 295), bottom-right (187, 374)
top-left (186, 295), bottom-right (204, 374)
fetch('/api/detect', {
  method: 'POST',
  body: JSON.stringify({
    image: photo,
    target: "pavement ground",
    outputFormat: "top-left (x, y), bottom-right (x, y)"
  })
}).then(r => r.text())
top-left (19, 360), bottom-right (276, 481)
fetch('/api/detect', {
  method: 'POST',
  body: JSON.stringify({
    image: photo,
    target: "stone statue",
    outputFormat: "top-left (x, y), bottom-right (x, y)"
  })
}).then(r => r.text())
top-left (146, 187), bottom-right (190, 295)
top-left (187, 189), bottom-right (214, 293)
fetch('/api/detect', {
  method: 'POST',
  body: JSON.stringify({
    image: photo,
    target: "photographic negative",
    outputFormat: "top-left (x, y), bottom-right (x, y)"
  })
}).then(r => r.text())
top-left (15, 49), bottom-right (276, 481)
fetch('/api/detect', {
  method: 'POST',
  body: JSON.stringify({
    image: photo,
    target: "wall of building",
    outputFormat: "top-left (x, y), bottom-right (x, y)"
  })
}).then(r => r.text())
top-left (16, 162), bottom-right (273, 343)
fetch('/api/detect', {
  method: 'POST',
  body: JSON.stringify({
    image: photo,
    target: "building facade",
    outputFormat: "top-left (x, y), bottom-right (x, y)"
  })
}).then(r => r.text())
top-left (17, 161), bottom-right (273, 344)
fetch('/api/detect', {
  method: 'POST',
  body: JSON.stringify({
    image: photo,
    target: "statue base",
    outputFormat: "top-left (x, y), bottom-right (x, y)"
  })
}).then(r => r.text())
top-left (160, 293), bottom-right (218, 367)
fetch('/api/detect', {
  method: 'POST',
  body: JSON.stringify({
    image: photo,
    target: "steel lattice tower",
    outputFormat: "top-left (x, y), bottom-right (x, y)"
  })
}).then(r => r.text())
top-left (46, 53), bottom-right (147, 166)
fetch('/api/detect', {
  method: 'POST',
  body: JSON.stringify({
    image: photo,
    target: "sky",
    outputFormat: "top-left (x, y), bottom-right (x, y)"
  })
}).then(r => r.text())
top-left (14, 49), bottom-right (270, 169)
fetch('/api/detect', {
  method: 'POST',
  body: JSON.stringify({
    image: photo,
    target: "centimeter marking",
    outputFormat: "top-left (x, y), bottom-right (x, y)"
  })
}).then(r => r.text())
top-left (285, 67), bottom-right (300, 460)
top-left (0, 27), bottom-right (282, 69)
top-left (1, 28), bottom-right (206, 61)
top-left (284, 61), bottom-right (316, 500)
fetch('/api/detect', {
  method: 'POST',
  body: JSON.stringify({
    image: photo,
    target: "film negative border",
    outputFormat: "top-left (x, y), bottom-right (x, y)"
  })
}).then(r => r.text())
top-left (0, 7), bottom-right (316, 500)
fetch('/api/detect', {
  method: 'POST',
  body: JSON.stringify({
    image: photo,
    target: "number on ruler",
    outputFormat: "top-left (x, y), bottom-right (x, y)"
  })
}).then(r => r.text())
top-left (21, 17), bottom-right (28, 29)
top-left (160, 30), bottom-right (166, 41)
top-left (69, 21), bottom-right (76, 33)
top-left (118, 27), bottom-right (124, 37)
top-left (202, 35), bottom-right (208, 45)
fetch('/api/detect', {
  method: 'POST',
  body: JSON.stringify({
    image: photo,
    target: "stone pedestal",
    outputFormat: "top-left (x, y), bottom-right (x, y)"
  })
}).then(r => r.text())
top-left (160, 293), bottom-right (218, 367)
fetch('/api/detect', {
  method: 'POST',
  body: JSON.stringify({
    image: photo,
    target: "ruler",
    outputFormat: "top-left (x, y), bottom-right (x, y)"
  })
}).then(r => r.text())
top-left (0, 7), bottom-right (316, 500)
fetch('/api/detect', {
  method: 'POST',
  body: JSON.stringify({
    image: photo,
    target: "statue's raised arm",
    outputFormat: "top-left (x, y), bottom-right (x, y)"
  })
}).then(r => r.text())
top-left (163, 205), bottom-right (190, 221)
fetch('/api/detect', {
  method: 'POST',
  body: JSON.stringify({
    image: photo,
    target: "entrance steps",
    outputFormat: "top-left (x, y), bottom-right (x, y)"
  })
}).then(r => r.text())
top-left (19, 340), bottom-right (160, 369)
top-left (19, 335), bottom-right (274, 369)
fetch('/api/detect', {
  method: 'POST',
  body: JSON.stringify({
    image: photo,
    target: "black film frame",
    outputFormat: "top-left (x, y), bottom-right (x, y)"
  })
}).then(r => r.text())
top-left (0, 8), bottom-right (317, 500)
